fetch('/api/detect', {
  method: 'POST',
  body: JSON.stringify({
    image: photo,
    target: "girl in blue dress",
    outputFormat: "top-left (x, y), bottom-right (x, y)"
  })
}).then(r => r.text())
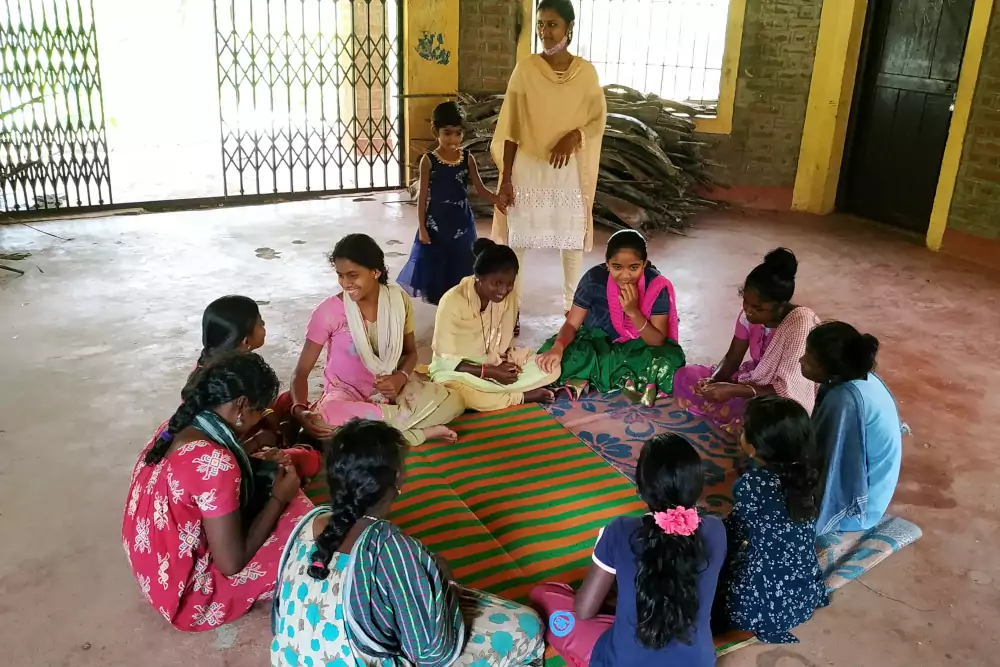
top-left (714, 395), bottom-right (828, 643)
top-left (397, 101), bottom-right (502, 305)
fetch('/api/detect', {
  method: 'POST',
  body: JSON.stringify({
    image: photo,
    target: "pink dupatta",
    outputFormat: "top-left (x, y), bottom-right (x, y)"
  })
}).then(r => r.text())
top-left (606, 271), bottom-right (680, 343)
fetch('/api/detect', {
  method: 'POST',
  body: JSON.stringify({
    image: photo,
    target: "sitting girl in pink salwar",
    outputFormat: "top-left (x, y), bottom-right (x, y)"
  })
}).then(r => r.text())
top-left (289, 234), bottom-right (464, 446)
top-left (673, 248), bottom-right (819, 433)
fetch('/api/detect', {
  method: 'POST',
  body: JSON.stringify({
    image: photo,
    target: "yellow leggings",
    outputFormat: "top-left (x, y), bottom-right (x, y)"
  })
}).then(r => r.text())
top-left (442, 382), bottom-right (525, 412)
top-left (513, 248), bottom-right (583, 313)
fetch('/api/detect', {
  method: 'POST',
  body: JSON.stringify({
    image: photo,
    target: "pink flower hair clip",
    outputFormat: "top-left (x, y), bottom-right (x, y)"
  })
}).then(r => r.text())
top-left (652, 506), bottom-right (701, 536)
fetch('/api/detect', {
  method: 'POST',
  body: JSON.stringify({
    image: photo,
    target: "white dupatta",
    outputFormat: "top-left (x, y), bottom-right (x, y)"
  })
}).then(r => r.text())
top-left (343, 284), bottom-right (406, 402)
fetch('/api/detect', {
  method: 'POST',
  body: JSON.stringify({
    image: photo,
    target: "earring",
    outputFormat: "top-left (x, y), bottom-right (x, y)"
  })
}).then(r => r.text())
top-left (235, 414), bottom-right (243, 427)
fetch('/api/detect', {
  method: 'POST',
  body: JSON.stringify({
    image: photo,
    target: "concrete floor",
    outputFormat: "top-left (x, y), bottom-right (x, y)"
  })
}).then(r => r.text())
top-left (1, 196), bottom-right (998, 667)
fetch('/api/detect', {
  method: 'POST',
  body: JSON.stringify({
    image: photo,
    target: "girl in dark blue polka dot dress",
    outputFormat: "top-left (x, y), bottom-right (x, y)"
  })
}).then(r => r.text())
top-left (714, 396), bottom-right (829, 643)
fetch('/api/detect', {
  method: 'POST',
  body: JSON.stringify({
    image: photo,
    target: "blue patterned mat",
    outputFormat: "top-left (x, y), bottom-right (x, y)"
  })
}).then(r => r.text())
top-left (546, 392), bottom-right (923, 595)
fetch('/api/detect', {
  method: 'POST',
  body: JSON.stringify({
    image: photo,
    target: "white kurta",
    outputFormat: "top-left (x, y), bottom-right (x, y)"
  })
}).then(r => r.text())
top-left (507, 152), bottom-right (588, 251)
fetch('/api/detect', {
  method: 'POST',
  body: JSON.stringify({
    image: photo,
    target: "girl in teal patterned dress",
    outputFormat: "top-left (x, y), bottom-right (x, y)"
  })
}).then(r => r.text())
top-left (270, 419), bottom-right (543, 667)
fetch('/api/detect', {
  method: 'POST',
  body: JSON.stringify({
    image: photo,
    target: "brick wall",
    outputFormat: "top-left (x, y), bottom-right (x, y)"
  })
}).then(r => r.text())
top-left (948, 5), bottom-right (1000, 242)
top-left (700, 0), bottom-right (823, 189)
top-left (458, 0), bottom-right (521, 93)
top-left (455, 0), bottom-right (822, 188)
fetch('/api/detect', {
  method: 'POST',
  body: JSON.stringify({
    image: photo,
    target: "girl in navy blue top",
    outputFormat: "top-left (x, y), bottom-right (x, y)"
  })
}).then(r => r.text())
top-left (532, 434), bottom-right (726, 667)
top-left (397, 101), bottom-right (501, 305)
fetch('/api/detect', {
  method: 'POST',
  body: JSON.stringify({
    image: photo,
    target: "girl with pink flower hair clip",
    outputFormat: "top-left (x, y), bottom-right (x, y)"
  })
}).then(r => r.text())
top-left (531, 434), bottom-right (726, 667)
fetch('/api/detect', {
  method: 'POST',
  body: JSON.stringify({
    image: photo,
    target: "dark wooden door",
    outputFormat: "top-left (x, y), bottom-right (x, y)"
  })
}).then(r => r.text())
top-left (839, 0), bottom-right (974, 232)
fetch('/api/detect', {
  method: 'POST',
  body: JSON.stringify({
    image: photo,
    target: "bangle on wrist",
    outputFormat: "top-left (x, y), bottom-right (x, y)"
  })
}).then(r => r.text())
top-left (637, 319), bottom-right (649, 334)
top-left (749, 385), bottom-right (758, 398)
top-left (291, 402), bottom-right (308, 416)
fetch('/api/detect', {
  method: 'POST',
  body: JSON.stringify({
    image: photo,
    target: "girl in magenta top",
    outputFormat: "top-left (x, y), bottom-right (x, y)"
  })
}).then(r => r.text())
top-left (674, 248), bottom-right (819, 433)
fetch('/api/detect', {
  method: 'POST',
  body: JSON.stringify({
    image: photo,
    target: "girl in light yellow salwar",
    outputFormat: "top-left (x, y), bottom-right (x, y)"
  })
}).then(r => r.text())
top-left (289, 234), bottom-right (464, 446)
top-left (492, 0), bottom-right (607, 315)
top-left (430, 239), bottom-right (560, 412)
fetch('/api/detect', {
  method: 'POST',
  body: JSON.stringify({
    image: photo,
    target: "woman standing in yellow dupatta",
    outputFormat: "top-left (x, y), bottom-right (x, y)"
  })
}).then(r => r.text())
top-left (492, 0), bottom-right (607, 317)
top-left (430, 239), bottom-right (560, 411)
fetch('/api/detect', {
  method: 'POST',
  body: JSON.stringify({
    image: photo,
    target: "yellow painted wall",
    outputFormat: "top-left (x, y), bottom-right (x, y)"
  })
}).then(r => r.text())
top-left (404, 0), bottom-right (460, 179)
top-left (927, 0), bottom-right (996, 250)
top-left (791, 0), bottom-right (996, 252)
top-left (791, 0), bottom-right (867, 214)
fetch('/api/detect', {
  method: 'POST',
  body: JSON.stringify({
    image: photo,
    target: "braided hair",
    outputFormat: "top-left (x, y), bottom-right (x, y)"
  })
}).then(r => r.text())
top-left (743, 396), bottom-right (821, 523)
top-left (633, 434), bottom-right (706, 648)
top-left (144, 351), bottom-right (280, 466)
top-left (308, 419), bottom-right (406, 580)
top-left (197, 295), bottom-right (261, 366)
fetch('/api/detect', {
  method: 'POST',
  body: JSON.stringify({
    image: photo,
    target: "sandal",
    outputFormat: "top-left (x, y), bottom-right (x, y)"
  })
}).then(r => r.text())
top-left (565, 378), bottom-right (590, 401)
top-left (640, 383), bottom-right (658, 408)
top-left (622, 379), bottom-right (642, 404)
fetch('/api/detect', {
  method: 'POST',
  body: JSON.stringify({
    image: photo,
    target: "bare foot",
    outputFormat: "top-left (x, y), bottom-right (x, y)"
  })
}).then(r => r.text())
top-left (524, 388), bottom-right (555, 405)
top-left (423, 425), bottom-right (459, 443)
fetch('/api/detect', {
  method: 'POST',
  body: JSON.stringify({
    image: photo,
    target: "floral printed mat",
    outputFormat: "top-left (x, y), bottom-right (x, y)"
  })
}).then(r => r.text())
top-left (544, 391), bottom-right (923, 645)
top-left (546, 391), bottom-right (744, 513)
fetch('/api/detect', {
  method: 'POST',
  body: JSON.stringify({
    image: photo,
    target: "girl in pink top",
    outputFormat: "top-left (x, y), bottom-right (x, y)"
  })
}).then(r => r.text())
top-left (288, 234), bottom-right (464, 446)
top-left (673, 248), bottom-right (819, 433)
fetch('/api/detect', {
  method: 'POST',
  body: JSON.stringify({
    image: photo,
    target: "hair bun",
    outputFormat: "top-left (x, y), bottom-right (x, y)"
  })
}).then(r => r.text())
top-left (843, 331), bottom-right (880, 375)
top-left (762, 248), bottom-right (798, 280)
top-left (472, 238), bottom-right (497, 258)
top-left (859, 332), bottom-right (880, 361)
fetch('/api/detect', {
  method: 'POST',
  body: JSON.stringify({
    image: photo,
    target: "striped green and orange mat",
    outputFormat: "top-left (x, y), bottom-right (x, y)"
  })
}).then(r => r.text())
top-left (306, 404), bottom-right (645, 601)
top-left (305, 404), bottom-right (754, 662)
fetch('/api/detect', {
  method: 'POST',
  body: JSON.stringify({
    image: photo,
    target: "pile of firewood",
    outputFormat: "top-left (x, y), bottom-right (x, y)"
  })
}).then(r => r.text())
top-left (454, 85), bottom-right (722, 232)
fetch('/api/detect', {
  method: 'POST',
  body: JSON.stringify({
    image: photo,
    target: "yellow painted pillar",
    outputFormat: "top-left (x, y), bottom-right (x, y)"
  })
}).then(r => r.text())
top-left (926, 0), bottom-right (996, 251)
top-left (403, 0), bottom-right (460, 179)
top-left (791, 0), bottom-right (868, 215)
top-left (517, 0), bottom-right (534, 62)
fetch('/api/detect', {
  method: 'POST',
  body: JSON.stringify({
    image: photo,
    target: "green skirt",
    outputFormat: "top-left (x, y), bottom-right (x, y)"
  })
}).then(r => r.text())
top-left (538, 326), bottom-right (686, 395)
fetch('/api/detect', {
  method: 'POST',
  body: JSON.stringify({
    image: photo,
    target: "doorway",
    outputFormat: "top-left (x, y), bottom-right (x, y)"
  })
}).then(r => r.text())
top-left (839, 0), bottom-right (975, 233)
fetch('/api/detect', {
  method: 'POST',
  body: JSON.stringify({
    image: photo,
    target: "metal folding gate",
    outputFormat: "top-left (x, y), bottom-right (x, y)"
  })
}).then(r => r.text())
top-left (0, 0), bottom-right (112, 213)
top-left (0, 0), bottom-right (404, 216)
top-left (213, 0), bottom-right (404, 198)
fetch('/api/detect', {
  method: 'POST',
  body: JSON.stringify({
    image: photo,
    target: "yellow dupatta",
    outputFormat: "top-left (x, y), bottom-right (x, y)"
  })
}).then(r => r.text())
top-left (429, 276), bottom-right (517, 377)
top-left (490, 55), bottom-right (607, 252)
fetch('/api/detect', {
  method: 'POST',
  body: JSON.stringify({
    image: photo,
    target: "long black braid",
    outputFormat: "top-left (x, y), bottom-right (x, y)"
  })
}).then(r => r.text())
top-left (633, 434), bottom-right (706, 649)
top-left (144, 351), bottom-right (279, 466)
top-left (308, 419), bottom-right (406, 580)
